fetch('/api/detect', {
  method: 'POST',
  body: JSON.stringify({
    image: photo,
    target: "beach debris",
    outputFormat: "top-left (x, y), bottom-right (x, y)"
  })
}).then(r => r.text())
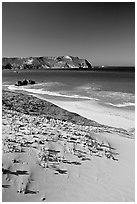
top-left (12, 158), bottom-right (21, 163)
top-left (3, 107), bottom-right (119, 164)
top-left (41, 197), bottom-right (46, 201)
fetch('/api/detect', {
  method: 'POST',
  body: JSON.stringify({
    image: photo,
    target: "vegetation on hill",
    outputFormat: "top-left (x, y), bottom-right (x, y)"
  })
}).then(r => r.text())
top-left (2, 90), bottom-right (100, 127)
top-left (2, 56), bottom-right (92, 70)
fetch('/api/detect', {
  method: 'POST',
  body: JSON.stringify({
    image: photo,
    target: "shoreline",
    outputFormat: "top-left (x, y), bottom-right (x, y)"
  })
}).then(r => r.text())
top-left (29, 93), bottom-right (135, 131)
top-left (6, 83), bottom-right (135, 108)
top-left (3, 84), bottom-right (135, 130)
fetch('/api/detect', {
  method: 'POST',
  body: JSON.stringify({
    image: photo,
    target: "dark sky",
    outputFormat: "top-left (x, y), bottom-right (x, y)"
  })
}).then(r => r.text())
top-left (2, 2), bottom-right (135, 66)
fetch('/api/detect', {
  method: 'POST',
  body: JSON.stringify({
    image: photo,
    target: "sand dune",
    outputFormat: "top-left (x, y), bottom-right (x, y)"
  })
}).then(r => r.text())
top-left (2, 91), bottom-right (135, 201)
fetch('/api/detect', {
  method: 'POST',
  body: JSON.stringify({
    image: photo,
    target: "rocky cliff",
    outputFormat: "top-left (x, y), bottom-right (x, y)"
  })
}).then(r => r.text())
top-left (2, 56), bottom-right (92, 70)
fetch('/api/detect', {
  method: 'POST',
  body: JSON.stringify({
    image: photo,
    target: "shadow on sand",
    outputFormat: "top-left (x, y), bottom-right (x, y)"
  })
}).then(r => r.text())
top-left (2, 168), bottom-right (29, 176)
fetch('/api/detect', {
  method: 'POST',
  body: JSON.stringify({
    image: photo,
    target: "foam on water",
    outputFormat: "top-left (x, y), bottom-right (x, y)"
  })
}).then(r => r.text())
top-left (8, 85), bottom-right (97, 100)
top-left (106, 102), bottom-right (135, 108)
top-left (7, 80), bottom-right (135, 108)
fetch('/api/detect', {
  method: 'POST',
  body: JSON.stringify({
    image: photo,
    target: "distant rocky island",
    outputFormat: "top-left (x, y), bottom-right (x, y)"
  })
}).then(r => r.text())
top-left (2, 56), bottom-right (92, 70)
top-left (2, 56), bottom-right (135, 71)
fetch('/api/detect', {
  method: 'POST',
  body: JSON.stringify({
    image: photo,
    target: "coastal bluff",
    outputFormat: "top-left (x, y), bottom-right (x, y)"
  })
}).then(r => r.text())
top-left (2, 56), bottom-right (92, 70)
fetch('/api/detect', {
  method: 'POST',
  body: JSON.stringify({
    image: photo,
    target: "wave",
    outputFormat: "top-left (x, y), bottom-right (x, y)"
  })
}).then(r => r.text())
top-left (106, 102), bottom-right (135, 108)
top-left (31, 81), bottom-right (64, 87)
top-left (76, 83), bottom-right (101, 91)
top-left (8, 85), bottom-right (135, 107)
top-left (8, 85), bottom-right (99, 101)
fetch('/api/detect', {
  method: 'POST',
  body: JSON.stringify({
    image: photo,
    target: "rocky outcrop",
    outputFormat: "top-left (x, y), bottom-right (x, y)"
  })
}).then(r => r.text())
top-left (2, 56), bottom-right (93, 70)
top-left (15, 79), bottom-right (35, 86)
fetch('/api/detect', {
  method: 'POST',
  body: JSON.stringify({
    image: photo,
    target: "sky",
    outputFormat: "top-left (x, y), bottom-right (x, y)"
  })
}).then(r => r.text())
top-left (2, 2), bottom-right (135, 66)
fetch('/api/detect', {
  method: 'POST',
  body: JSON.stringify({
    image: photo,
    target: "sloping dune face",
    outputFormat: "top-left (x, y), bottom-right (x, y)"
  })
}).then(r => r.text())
top-left (2, 91), bottom-right (134, 202)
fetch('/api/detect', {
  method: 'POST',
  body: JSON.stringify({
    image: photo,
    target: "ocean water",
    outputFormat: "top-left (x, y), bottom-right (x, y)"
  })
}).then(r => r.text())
top-left (2, 69), bottom-right (135, 109)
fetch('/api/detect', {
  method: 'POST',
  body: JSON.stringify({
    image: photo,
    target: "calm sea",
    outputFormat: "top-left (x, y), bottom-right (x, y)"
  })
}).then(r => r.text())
top-left (2, 69), bottom-right (135, 109)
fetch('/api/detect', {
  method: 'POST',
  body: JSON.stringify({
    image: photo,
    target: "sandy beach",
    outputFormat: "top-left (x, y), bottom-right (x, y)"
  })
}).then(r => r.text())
top-left (2, 1), bottom-right (135, 202)
top-left (2, 90), bottom-right (135, 202)
top-left (31, 94), bottom-right (135, 130)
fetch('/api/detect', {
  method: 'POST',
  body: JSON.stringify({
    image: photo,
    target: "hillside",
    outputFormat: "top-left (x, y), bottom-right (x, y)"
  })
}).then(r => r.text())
top-left (2, 56), bottom-right (92, 70)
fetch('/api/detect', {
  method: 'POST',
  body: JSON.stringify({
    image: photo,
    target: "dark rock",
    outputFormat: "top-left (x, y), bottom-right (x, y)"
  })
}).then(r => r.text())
top-left (22, 79), bottom-right (28, 85)
top-left (28, 80), bottom-right (35, 84)
top-left (15, 79), bottom-right (35, 86)
top-left (15, 81), bottom-right (21, 86)
top-left (4, 63), bottom-right (12, 70)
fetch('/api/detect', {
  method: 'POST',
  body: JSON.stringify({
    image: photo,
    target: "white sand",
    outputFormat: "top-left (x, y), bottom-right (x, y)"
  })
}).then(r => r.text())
top-left (32, 94), bottom-right (135, 130)
top-left (31, 95), bottom-right (135, 201)
top-left (2, 94), bottom-right (135, 202)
